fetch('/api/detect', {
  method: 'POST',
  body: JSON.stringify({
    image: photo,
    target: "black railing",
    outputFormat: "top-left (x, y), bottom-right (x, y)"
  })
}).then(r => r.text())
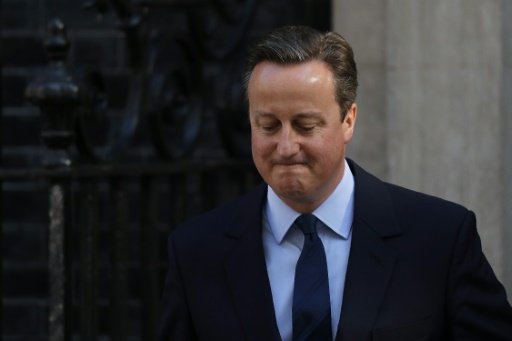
top-left (0, 161), bottom-right (260, 340)
top-left (1, 0), bottom-right (330, 339)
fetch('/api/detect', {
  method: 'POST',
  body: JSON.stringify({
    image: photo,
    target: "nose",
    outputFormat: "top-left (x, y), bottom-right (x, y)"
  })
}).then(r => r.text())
top-left (276, 126), bottom-right (299, 157)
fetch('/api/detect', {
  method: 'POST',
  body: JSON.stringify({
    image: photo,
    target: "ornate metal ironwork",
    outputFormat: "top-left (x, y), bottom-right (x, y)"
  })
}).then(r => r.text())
top-left (75, 0), bottom-right (147, 161)
top-left (30, 0), bottom-right (206, 162)
top-left (215, 56), bottom-right (252, 157)
top-left (24, 20), bottom-right (75, 341)
top-left (190, 0), bottom-right (256, 60)
top-left (25, 18), bottom-right (79, 166)
top-left (146, 34), bottom-right (203, 159)
top-left (16, 1), bottom-right (327, 339)
top-left (26, 0), bottom-right (259, 163)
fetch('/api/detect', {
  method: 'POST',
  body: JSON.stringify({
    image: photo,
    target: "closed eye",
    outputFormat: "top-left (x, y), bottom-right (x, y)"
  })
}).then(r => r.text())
top-left (261, 122), bottom-right (280, 133)
top-left (293, 123), bottom-right (317, 134)
top-left (297, 125), bottom-right (315, 132)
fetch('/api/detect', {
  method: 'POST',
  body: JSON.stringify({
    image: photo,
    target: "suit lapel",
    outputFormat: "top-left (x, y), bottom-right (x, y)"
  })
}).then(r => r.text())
top-left (223, 184), bottom-right (282, 341)
top-left (336, 160), bottom-right (401, 340)
top-left (335, 218), bottom-right (398, 339)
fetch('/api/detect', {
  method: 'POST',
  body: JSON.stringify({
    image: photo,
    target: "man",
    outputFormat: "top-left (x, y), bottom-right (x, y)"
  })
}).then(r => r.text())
top-left (159, 25), bottom-right (512, 340)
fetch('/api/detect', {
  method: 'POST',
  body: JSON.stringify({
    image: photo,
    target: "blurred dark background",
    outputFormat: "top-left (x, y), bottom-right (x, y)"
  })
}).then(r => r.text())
top-left (1, 0), bottom-right (331, 339)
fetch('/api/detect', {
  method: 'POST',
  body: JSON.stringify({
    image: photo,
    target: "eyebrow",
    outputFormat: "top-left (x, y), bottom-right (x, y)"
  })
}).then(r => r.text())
top-left (294, 112), bottom-right (323, 119)
top-left (251, 111), bottom-right (275, 117)
top-left (251, 111), bottom-right (323, 118)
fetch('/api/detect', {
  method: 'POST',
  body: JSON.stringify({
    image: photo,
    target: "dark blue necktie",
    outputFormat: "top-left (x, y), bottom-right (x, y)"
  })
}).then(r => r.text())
top-left (292, 214), bottom-right (332, 341)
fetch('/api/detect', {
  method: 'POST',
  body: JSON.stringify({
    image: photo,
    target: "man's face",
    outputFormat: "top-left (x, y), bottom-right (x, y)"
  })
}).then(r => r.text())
top-left (248, 60), bottom-right (357, 213)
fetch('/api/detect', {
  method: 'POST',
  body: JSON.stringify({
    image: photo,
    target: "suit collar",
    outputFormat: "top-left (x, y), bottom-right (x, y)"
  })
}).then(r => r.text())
top-left (347, 158), bottom-right (401, 238)
top-left (265, 159), bottom-right (355, 243)
top-left (224, 183), bottom-right (267, 239)
top-left (224, 160), bottom-right (401, 238)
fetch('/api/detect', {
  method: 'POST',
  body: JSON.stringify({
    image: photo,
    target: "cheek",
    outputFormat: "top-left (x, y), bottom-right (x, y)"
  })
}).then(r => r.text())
top-left (251, 134), bottom-right (274, 158)
top-left (306, 137), bottom-right (344, 165)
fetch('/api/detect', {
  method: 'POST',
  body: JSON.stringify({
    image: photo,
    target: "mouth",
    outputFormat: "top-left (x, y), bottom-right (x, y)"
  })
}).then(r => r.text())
top-left (272, 161), bottom-right (308, 168)
top-left (275, 161), bottom-right (302, 165)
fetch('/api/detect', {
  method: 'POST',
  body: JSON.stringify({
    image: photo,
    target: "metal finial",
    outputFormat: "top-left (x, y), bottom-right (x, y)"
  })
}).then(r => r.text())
top-left (44, 18), bottom-right (70, 62)
top-left (25, 18), bottom-right (79, 163)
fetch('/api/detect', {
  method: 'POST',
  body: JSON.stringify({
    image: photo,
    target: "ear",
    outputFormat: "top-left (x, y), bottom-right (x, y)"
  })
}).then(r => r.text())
top-left (342, 102), bottom-right (357, 143)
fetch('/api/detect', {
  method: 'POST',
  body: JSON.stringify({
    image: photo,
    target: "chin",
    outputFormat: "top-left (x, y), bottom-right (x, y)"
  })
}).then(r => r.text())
top-left (273, 181), bottom-right (307, 201)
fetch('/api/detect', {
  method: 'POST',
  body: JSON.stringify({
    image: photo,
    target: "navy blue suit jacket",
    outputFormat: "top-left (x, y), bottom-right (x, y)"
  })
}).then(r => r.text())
top-left (159, 160), bottom-right (512, 340)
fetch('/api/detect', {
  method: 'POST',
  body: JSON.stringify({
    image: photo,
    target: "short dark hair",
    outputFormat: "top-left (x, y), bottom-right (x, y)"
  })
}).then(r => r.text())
top-left (244, 25), bottom-right (358, 118)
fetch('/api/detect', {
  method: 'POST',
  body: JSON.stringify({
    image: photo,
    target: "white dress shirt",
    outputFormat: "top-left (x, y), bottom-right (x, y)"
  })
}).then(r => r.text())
top-left (262, 160), bottom-right (355, 341)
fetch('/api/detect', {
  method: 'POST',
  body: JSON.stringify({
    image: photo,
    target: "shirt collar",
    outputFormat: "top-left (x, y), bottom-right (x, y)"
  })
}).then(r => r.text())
top-left (264, 159), bottom-right (355, 243)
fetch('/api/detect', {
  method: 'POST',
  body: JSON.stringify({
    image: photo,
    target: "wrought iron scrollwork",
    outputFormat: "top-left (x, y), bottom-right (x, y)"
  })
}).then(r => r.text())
top-left (190, 0), bottom-right (257, 157)
top-left (215, 57), bottom-right (251, 157)
top-left (190, 0), bottom-right (256, 60)
top-left (74, 70), bottom-right (145, 161)
top-left (75, 0), bottom-right (147, 161)
top-left (146, 34), bottom-right (202, 159)
top-left (27, 0), bottom-right (206, 162)
top-left (26, 0), bottom-right (261, 163)
top-left (77, 0), bottom-right (207, 161)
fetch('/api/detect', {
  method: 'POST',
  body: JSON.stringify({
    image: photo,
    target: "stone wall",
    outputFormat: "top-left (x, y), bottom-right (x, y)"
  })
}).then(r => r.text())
top-left (334, 0), bottom-right (512, 297)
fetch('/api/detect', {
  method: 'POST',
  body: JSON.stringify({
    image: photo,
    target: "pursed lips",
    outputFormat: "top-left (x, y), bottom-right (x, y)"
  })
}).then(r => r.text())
top-left (271, 160), bottom-right (308, 167)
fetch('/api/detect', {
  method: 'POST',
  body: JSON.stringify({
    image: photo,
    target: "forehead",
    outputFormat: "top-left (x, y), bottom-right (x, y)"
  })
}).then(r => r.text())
top-left (248, 60), bottom-right (334, 90)
top-left (248, 60), bottom-right (341, 120)
top-left (247, 60), bottom-right (337, 110)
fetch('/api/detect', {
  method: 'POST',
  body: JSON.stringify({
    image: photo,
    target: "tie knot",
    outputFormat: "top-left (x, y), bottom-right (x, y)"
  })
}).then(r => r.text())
top-left (295, 213), bottom-right (318, 236)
